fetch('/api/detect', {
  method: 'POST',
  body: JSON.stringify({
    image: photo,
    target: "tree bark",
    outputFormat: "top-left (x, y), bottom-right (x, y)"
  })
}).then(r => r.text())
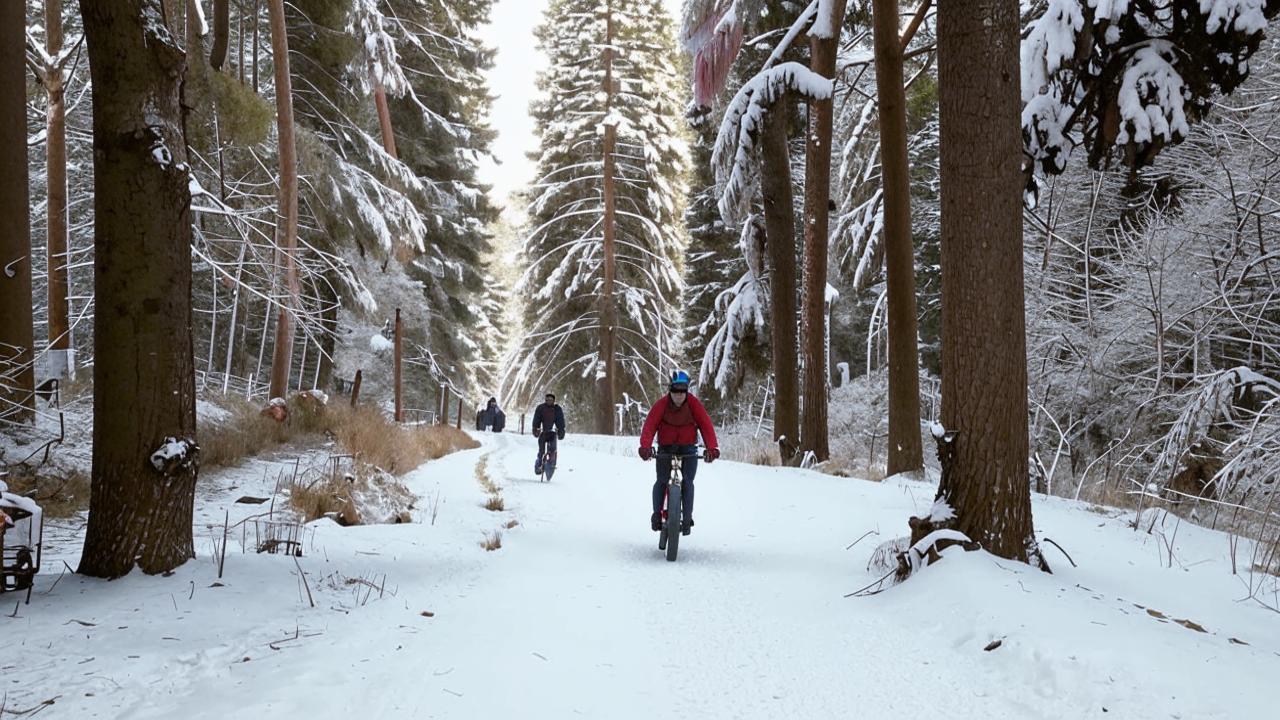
top-left (0, 2), bottom-right (35, 422)
top-left (266, 0), bottom-right (299, 401)
top-left (872, 0), bottom-right (924, 475)
top-left (394, 308), bottom-right (403, 422)
top-left (932, 0), bottom-right (1042, 565)
top-left (374, 83), bottom-right (397, 159)
top-left (46, 0), bottom-right (73, 379)
top-left (799, 0), bottom-right (846, 462)
top-left (210, 0), bottom-right (230, 70)
top-left (595, 0), bottom-right (618, 435)
top-left (78, 0), bottom-right (199, 578)
top-left (759, 105), bottom-right (799, 461)
top-left (252, 0), bottom-right (260, 92)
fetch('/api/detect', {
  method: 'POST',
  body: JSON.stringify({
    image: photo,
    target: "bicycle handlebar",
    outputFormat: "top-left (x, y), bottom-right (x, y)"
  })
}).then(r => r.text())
top-left (654, 447), bottom-right (707, 461)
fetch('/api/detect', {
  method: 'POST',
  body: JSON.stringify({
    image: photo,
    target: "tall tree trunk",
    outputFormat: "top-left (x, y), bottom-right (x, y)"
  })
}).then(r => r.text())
top-left (78, 0), bottom-right (199, 578)
top-left (266, 0), bottom-right (299, 401)
top-left (46, 0), bottom-right (73, 381)
top-left (799, 0), bottom-right (846, 462)
top-left (211, 0), bottom-right (230, 69)
top-left (760, 104), bottom-right (799, 461)
top-left (374, 84), bottom-right (397, 159)
top-left (872, 0), bottom-right (924, 475)
top-left (253, 0), bottom-right (260, 92)
top-left (931, 0), bottom-right (1042, 565)
top-left (0, 2), bottom-right (35, 422)
top-left (393, 308), bottom-right (403, 422)
top-left (596, 1), bottom-right (618, 435)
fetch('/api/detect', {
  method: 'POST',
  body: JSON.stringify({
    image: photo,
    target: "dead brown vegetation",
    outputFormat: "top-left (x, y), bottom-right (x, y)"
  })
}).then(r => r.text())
top-left (200, 395), bottom-right (478, 472)
top-left (2, 464), bottom-right (91, 518)
top-left (288, 466), bottom-right (417, 525)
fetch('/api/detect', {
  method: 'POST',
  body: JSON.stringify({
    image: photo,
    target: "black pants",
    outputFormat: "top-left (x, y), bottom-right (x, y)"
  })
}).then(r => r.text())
top-left (537, 432), bottom-right (558, 463)
top-left (652, 445), bottom-right (697, 519)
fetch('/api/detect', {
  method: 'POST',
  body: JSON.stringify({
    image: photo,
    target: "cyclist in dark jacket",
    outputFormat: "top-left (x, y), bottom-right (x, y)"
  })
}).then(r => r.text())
top-left (531, 393), bottom-right (566, 474)
top-left (638, 370), bottom-right (719, 535)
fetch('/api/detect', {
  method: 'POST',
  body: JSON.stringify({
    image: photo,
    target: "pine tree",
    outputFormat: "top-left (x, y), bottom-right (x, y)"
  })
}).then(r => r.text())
top-left (0, 0), bottom-right (34, 422)
top-left (798, 0), bottom-right (846, 463)
top-left (387, 0), bottom-right (501, 398)
top-left (506, 0), bottom-right (689, 425)
top-left (924, 0), bottom-right (1044, 568)
top-left (686, 108), bottom-right (755, 394)
top-left (78, 0), bottom-right (199, 577)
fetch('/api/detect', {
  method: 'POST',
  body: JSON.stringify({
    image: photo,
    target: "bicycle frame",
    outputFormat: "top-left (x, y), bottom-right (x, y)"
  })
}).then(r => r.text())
top-left (655, 448), bottom-right (702, 561)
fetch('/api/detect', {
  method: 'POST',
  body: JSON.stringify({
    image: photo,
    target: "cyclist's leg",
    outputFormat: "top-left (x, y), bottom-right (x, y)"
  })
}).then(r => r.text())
top-left (681, 454), bottom-right (698, 520)
top-left (653, 455), bottom-right (671, 514)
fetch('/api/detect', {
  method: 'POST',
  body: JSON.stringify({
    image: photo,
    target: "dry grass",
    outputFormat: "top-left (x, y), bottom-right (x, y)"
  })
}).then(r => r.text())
top-left (200, 397), bottom-right (291, 468)
top-left (289, 475), bottom-right (363, 526)
top-left (2, 465), bottom-right (91, 518)
top-left (474, 453), bottom-right (506, 511)
top-left (202, 395), bottom-right (478, 474)
top-left (288, 466), bottom-right (416, 526)
top-left (474, 454), bottom-right (500, 493)
top-left (481, 530), bottom-right (503, 551)
top-left (332, 405), bottom-right (478, 474)
top-left (720, 435), bottom-right (780, 466)
top-left (504, 519), bottom-right (520, 529)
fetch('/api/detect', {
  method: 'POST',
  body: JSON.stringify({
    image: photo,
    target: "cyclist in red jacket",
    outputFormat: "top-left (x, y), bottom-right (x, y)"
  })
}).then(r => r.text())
top-left (638, 370), bottom-right (720, 535)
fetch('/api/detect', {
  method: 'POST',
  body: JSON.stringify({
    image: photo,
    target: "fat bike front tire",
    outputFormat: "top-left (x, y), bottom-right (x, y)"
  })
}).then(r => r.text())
top-left (664, 485), bottom-right (681, 562)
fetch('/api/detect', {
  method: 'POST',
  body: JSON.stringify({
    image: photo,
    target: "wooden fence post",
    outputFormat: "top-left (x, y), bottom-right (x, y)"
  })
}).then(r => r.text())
top-left (438, 384), bottom-right (447, 425)
top-left (350, 369), bottom-right (362, 408)
top-left (455, 397), bottom-right (463, 430)
top-left (519, 413), bottom-right (525, 434)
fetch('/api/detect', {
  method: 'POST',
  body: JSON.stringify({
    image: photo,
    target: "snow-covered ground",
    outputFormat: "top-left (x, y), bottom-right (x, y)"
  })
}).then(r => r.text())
top-left (8, 432), bottom-right (1280, 719)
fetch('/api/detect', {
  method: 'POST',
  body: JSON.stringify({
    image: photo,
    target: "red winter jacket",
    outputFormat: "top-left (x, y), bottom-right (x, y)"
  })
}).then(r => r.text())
top-left (639, 394), bottom-right (718, 450)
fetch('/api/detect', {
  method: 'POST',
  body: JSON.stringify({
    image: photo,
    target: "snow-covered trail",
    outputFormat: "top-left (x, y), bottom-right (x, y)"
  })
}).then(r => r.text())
top-left (14, 431), bottom-right (1280, 719)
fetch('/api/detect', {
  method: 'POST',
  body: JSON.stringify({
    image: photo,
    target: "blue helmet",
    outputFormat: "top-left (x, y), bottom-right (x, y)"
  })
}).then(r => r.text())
top-left (669, 370), bottom-right (690, 390)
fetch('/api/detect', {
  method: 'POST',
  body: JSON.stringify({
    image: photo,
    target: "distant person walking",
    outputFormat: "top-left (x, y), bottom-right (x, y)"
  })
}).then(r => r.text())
top-left (476, 396), bottom-right (505, 432)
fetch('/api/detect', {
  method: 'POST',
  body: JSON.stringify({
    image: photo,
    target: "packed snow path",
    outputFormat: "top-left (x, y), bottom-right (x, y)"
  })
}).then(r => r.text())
top-left (13, 432), bottom-right (1280, 718)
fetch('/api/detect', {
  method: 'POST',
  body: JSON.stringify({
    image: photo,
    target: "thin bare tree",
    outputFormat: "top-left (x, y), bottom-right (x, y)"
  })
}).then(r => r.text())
top-left (266, 0), bottom-right (299, 402)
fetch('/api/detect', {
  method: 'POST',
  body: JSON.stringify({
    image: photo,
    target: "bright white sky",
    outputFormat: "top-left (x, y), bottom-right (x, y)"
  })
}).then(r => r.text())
top-left (476, 0), bottom-right (686, 213)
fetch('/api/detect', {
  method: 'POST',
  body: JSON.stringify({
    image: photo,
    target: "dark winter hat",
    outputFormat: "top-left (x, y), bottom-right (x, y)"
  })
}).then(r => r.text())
top-left (545, 393), bottom-right (555, 401)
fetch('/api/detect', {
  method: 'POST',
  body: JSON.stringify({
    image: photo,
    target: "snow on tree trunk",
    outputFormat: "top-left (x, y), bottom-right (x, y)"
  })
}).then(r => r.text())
top-left (0, 1), bottom-right (34, 422)
top-left (932, 0), bottom-right (1044, 567)
top-left (266, 0), bottom-right (299, 402)
top-left (760, 104), bottom-right (800, 461)
top-left (799, 0), bottom-right (845, 462)
top-left (871, 0), bottom-right (924, 475)
top-left (78, 0), bottom-right (199, 578)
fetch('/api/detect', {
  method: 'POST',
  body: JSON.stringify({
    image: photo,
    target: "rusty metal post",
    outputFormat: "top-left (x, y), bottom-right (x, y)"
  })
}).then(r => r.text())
top-left (393, 308), bottom-right (402, 422)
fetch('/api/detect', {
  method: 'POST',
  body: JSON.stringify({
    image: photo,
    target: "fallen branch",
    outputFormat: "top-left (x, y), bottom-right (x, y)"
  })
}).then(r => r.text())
top-left (294, 555), bottom-right (314, 608)
top-left (1042, 537), bottom-right (1077, 568)
top-left (844, 568), bottom-right (897, 598)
